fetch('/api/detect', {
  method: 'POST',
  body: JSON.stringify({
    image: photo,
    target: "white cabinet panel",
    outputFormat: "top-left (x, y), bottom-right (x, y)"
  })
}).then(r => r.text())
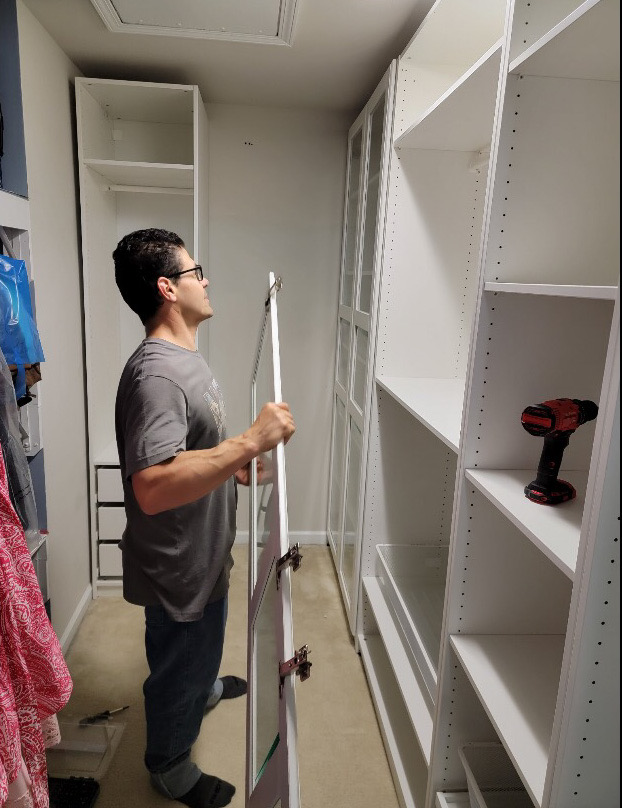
top-left (99, 542), bottom-right (123, 577)
top-left (96, 467), bottom-right (124, 502)
top-left (98, 506), bottom-right (126, 541)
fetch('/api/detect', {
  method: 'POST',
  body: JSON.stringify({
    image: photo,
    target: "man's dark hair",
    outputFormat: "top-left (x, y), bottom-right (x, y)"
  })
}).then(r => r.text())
top-left (113, 228), bottom-right (185, 324)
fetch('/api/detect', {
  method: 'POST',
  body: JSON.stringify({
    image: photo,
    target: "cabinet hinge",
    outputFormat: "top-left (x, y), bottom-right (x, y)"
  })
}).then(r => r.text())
top-left (276, 543), bottom-right (302, 587)
top-left (279, 645), bottom-right (311, 696)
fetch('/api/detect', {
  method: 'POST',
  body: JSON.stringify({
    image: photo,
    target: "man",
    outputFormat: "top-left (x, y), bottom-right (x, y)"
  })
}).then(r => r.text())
top-left (113, 229), bottom-right (295, 808)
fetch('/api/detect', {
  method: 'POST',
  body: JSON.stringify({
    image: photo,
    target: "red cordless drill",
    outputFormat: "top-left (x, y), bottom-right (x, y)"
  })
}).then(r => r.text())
top-left (521, 398), bottom-right (598, 505)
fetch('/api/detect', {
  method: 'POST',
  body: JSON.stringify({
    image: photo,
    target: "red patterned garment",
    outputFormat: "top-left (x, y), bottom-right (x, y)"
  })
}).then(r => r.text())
top-left (0, 449), bottom-right (72, 807)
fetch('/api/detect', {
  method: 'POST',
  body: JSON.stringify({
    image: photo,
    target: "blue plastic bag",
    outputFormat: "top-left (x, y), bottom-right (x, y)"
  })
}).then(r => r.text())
top-left (0, 254), bottom-right (45, 398)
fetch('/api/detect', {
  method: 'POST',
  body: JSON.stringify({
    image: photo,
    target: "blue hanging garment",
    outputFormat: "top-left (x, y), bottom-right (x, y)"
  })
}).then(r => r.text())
top-left (0, 254), bottom-right (45, 399)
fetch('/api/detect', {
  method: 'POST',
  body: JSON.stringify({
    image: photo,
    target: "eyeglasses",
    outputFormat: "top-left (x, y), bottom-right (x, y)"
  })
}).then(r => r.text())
top-left (169, 265), bottom-right (204, 282)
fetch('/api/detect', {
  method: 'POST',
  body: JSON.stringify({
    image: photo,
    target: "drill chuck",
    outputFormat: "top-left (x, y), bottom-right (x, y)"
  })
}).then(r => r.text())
top-left (521, 398), bottom-right (598, 437)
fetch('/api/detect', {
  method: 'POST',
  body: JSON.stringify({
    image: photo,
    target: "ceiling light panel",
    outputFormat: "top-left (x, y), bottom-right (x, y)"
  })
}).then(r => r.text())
top-left (91, 0), bottom-right (299, 45)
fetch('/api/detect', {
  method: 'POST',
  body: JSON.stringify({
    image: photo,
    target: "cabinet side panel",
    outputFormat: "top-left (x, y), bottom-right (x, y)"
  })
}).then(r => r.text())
top-left (80, 169), bottom-right (120, 459)
top-left (449, 486), bottom-right (572, 634)
top-left (378, 150), bottom-right (485, 379)
top-left (77, 82), bottom-right (114, 161)
top-left (195, 91), bottom-right (209, 360)
top-left (429, 649), bottom-right (498, 795)
top-left (548, 343), bottom-right (620, 808)
top-left (366, 390), bottom-right (457, 547)
top-left (485, 75), bottom-right (619, 285)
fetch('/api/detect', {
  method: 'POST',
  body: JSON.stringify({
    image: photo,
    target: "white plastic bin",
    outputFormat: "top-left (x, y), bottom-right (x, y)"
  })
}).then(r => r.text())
top-left (458, 743), bottom-right (533, 808)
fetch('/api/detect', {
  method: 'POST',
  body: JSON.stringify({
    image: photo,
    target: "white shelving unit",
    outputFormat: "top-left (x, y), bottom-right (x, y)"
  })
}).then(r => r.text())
top-left (351, 4), bottom-right (509, 807)
top-left (329, 0), bottom-right (619, 806)
top-left (75, 78), bottom-right (209, 595)
top-left (431, 1), bottom-right (620, 807)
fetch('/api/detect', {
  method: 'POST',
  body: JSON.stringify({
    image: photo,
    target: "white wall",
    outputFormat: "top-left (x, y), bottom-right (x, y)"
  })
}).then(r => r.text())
top-left (17, 2), bottom-right (91, 646)
top-left (205, 104), bottom-right (349, 540)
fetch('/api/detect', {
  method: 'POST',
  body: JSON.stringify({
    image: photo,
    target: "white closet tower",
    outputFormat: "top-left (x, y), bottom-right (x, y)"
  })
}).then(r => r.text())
top-left (327, 0), bottom-right (619, 805)
top-left (75, 78), bottom-right (209, 594)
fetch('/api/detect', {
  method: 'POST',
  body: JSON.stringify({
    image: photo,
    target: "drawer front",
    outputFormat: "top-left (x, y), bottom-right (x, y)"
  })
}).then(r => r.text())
top-left (97, 467), bottom-right (124, 502)
top-left (99, 542), bottom-right (123, 577)
top-left (98, 506), bottom-right (126, 541)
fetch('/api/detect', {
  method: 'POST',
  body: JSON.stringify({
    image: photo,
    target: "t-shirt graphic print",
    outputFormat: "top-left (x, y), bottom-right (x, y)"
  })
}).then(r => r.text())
top-left (204, 378), bottom-right (226, 442)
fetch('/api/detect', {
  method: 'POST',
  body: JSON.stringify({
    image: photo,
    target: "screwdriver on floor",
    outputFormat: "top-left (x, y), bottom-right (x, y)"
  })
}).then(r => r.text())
top-left (79, 705), bottom-right (130, 725)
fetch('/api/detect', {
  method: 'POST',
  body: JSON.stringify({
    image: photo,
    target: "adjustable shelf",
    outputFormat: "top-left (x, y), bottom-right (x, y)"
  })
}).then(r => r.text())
top-left (450, 634), bottom-right (566, 807)
top-left (77, 79), bottom-right (194, 122)
top-left (484, 282), bottom-right (618, 301)
top-left (435, 794), bottom-right (470, 808)
top-left (376, 544), bottom-right (448, 701)
top-left (465, 469), bottom-right (587, 578)
top-left (401, 0), bottom-right (505, 66)
top-left (395, 42), bottom-right (503, 152)
top-left (376, 376), bottom-right (465, 452)
top-left (510, 0), bottom-right (620, 81)
top-left (363, 576), bottom-right (434, 764)
top-left (84, 159), bottom-right (194, 190)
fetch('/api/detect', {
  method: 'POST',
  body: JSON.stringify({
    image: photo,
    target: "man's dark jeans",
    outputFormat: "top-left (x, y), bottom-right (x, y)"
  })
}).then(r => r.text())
top-left (143, 597), bottom-right (227, 798)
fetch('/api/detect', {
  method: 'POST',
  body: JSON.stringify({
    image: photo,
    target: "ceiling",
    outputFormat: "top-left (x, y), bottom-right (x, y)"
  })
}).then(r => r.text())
top-left (21, 0), bottom-right (435, 113)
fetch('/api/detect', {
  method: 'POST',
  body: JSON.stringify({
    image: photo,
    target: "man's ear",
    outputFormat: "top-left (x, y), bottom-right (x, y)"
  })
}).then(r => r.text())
top-left (157, 276), bottom-right (177, 302)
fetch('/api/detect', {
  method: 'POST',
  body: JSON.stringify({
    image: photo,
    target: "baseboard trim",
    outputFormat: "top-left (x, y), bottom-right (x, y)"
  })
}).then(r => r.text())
top-left (234, 531), bottom-right (328, 546)
top-left (58, 583), bottom-right (93, 653)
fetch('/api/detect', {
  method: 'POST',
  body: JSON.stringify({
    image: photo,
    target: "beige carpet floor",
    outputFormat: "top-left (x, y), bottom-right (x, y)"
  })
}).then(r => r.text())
top-left (53, 545), bottom-right (400, 808)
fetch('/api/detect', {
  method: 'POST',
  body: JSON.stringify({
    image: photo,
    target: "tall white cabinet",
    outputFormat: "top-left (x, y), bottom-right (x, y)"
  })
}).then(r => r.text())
top-left (327, 65), bottom-right (396, 632)
top-left (327, 1), bottom-right (619, 806)
top-left (75, 78), bottom-right (209, 594)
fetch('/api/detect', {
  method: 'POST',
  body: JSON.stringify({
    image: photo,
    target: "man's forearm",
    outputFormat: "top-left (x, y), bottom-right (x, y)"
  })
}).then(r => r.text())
top-left (132, 432), bottom-right (260, 515)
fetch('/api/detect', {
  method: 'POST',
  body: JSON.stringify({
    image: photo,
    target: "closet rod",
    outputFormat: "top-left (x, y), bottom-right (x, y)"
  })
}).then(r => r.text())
top-left (107, 185), bottom-right (193, 196)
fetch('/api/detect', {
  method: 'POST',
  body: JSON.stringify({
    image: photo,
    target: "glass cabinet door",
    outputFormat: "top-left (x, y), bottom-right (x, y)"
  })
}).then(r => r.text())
top-left (341, 416), bottom-right (363, 604)
top-left (326, 62), bottom-right (396, 631)
top-left (247, 273), bottom-right (301, 808)
top-left (358, 94), bottom-right (386, 315)
top-left (328, 395), bottom-right (347, 559)
top-left (327, 112), bottom-right (365, 558)
top-left (340, 126), bottom-right (363, 309)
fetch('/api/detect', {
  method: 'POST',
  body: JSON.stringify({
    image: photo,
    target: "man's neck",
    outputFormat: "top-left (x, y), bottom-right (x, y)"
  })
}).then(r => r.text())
top-left (146, 320), bottom-right (197, 351)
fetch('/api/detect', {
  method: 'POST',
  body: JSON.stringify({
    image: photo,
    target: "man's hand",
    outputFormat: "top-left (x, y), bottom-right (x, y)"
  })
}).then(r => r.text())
top-left (235, 453), bottom-right (273, 487)
top-left (245, 402), bottom-right (295, 454)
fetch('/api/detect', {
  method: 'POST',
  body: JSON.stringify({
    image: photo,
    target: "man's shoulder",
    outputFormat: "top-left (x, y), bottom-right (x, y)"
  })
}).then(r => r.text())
top-left (118, 341), bottom-right (179, 395)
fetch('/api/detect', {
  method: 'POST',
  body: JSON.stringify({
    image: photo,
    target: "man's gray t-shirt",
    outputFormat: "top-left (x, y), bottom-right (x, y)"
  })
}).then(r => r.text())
top-left (115, 338), bottom-right (236, 622)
